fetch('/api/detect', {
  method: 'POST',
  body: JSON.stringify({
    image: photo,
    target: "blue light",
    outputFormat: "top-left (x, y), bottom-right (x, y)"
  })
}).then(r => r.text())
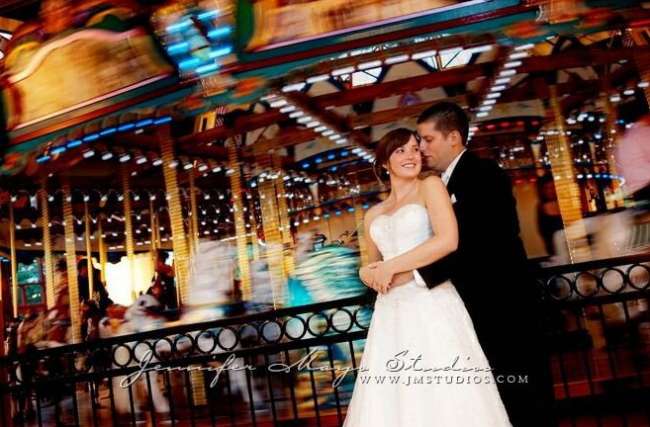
top-left (362, 203), bottom-right (369, 209)
top-left (197, 9), bottom-right (220, 20)
top-left (196, 63), bottom-right (219, 75)
top-left (327, 154), bottom-right (335, 160)
top-left (83, 133), bottom-right (99, 142)
top-left (347, 207), bottom-right (355, 212)
top-left (595, 174), bottom-right (601, 179)
top-left (136, 119), bottom-right (153, 128)
top-left (335, 210), bottom-right (342, 216)
top-left (154, 116), bottom-right (172, 125)
top-left (340, 150), bottom-right (349, 156)
top-left (36, 155), bottom-right (51, 163)
top-left (179, 57), bottom-right (201, 70)
top-left (315, 157), bottom-right (323, 164)
top-left (100, 127), bottom-right (116, 136)
top-left (66, 139), bottom-right (82, 148)
top-left (302, 162), bottom-right (310, 169)
top-left (118, 123), bottom-right (135, 132)
top-left (329, 166), bottom-right (337, 172)
top-left (167, 42), bottom-right (190, 55)
top-left (323, 213), bottom-right (331, 219)
top-left (166, 19), bottom-right (192, 33)
top-left (208, 46), bottom-right (232, 59)
top-left (208, 27), bottom-right (232, 39)
top-left (51, 146), bottom-right (67, 155)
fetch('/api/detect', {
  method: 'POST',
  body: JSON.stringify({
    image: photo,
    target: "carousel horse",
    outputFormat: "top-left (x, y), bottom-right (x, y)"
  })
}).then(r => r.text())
top-left (98, 294), bottom-right (171, 421)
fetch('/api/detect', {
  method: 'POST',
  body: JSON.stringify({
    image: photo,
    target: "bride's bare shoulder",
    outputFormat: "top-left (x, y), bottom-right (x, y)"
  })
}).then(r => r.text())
top-left (364, 202), bottom-right (387, 223)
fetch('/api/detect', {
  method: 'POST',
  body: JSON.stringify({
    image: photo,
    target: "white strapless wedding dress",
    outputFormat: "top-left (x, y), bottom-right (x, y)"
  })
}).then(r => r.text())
top-left (343, 204), bottom-right (512, 427)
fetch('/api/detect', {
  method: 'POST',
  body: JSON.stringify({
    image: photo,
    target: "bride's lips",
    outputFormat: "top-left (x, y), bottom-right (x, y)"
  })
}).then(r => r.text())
top-left (401, 162), bottom-right (418, 169)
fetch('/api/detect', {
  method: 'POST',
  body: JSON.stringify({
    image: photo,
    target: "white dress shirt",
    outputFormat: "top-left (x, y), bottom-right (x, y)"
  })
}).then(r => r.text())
top-left (412, 149), bottom-right (466, 288)
top-left (441, 149), bottom-right (467, 186)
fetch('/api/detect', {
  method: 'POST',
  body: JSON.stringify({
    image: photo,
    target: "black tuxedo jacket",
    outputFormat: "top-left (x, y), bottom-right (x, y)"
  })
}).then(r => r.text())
top-left (417, 151), bottom-right (536, 333)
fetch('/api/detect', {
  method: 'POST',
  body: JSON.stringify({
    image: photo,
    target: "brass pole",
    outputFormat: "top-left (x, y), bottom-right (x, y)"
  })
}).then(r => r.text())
top-left (158, 130), bottom-right (190, 303)
top-left (272, 154), bottom-right (295, 276)
top-left (188, 169), bottom-right (199, 254)
top-left (121, 165), bottom-right (136, 301)
top-left (97, 215), bottom-right (107, 284)
top-left (39, 186), bottom-right (55, 309)
top-left (547, 85), bottom-right (592, 262)
top-left (83, 200), bottom-right (94, 299)
top-left (8, 200), bottom-right (18, 318)
top-left (62, 182), bottom-right (82, 343)
top-left (227, 141), bottom-right (252, 300)
top-left (258, 155), bottom-right (285, 309)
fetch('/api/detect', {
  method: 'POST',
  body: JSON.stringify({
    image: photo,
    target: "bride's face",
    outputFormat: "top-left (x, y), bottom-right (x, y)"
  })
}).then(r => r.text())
top-left (385, 136), bottom-right (422, 179)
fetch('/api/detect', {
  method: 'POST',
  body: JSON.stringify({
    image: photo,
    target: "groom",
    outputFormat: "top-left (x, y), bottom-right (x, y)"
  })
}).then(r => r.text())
top-left (367, 102), bottom-right (555, 426)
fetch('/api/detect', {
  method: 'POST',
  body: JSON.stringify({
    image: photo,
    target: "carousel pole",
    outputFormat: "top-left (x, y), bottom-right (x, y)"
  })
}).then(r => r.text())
top-left (157, 127), bottom-right (206, 405)
top-left (8, 199), bottom-right (18, 318)
top-left (83, 199), bottom-right (94, 299)
top-left (62, 181), bottom-right (82, 343)
top-left (258, 154), bottom-right (286, 309)
top-left (546, 85), bottom-right (592, 262)
top-left (351, 173), bottom-right (369, 266)
top-left (39, 185), bottom-right (56, 309)
top-left (121, 165), bottom-right (136, 301)
top-left (149, 197), bottom-right (158, 269)
top-left (188, 169), bottom-right (199, 254)
top-left (272, 154), bottom-right (295, 276)
top-left (157, 128), bottom-right (190, 303)
top-left (227, 139), bottom-right (252, 300)
top-left (97, 215), bottom-right (107, 284)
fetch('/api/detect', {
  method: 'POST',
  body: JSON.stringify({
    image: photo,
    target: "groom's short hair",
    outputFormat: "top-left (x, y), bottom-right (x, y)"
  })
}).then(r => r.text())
top-left (417, 102), bottom-right (469, 145)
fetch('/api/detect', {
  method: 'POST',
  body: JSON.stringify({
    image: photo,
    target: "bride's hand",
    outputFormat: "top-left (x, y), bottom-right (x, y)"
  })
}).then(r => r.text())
top-left (370, 262), bottom-right (394, 294)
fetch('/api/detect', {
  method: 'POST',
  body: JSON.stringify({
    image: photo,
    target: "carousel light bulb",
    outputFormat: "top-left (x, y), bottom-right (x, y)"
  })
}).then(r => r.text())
top-left (358, 60), bottom-right (382, 70)
top-left (168, 160), bottom-right (179, 168)
top-left (638, 81), bottom-right (649, 88)
top-left (279, 105), bottom-right (296, 114)
top-left (509, 51), bottom-right (529, 60)
top-left (212, 165), bottom-right (222, 173)
top-left (515, 43), bottom-right (535, 51)
top-left (499, 69), bottom-right (517, 77)
top-left (101, 152), bottom-right (113, 160)
top-left (411, 49), bottom-right (437, 60)
top-left (384, 54), bottom-right (409, 65)
top-left (136, 156), bottom-right (147, 164)
top-left (331, 66), bottom-right (355, 76)
top-left (289, 111), bottom-right (304, 119)
top-left (494, 77), bottom-right (512, 85)
top-left (152, 158), bottom-right (163, 166)
top-left (624, 88), bottom-right (635, 96)
top-left (490, 85), bottom-right (507, 92)
top-left (503, 61), bottom-right (522, 69)
top-left (306, 120), bottom-right (320, 128)
top-left (297, 116), bottom-right (312, 124)
top-left (119, 153), bottom-right (131, 163)
top-left (183, 162), bottom-right (193, 170)
top-left (476, 112), bottom-right (489, 118)
top-left (270, 99), bottom-right (287, 108)
top-left (306, 74), bottom-right (329, 83)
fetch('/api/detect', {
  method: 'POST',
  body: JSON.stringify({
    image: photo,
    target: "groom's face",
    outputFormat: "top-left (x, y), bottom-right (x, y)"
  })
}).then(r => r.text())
top-left (416, 120), bottom-right (461, 173)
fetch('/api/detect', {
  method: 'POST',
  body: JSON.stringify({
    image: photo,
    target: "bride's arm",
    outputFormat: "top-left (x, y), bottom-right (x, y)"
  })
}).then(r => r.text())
top-left (358, 207), bottom-right (384, 289)
top-left (373, 176), bottom-right (458, 288)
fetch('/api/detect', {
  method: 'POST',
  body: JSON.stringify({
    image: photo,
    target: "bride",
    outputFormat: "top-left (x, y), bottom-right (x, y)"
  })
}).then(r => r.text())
top-left (343, 128), bottom-right (511, 427)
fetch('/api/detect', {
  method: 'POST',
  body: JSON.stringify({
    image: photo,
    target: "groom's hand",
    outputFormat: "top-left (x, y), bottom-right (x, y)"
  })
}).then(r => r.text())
top-left (359, 265), bottom-right (377, 289)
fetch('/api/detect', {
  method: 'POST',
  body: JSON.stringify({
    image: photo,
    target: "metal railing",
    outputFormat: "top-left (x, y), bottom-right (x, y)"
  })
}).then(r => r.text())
top-left (1, 253), bottom-right (649, 427)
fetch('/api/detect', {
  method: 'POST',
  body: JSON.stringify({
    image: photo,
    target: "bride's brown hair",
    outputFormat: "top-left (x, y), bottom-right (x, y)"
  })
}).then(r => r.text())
top-left (373, 128), bottom-right (416, 183)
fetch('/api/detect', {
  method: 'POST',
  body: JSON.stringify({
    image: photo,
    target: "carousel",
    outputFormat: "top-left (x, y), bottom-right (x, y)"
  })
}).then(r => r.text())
top-left (0, 0), bottom-right (649, 426)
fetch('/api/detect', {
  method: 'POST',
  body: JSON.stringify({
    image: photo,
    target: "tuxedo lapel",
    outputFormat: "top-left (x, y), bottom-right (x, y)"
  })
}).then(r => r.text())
top-left (445, 151), bottom-right (472, 196)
